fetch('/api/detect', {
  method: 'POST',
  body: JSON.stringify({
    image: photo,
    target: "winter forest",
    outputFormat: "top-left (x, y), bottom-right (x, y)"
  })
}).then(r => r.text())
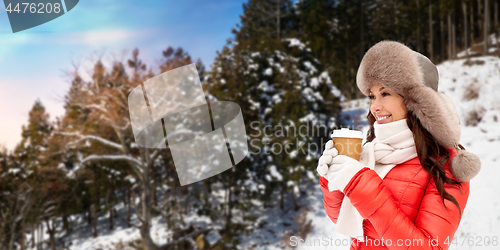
top-left (1, 0), bottom-right (500, 249)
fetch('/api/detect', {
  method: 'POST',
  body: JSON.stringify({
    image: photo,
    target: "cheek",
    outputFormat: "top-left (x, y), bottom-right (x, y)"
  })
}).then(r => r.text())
top-left (395, 101), bottom-right (408, 119)
top-left (370, 104), bottom-right (378, 117)
top-left (400, 101), bottom-right (408, 116)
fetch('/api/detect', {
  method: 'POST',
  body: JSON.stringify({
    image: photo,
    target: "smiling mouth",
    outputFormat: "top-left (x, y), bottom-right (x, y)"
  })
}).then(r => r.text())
top-left (377, 115), bottom-right (391, 121)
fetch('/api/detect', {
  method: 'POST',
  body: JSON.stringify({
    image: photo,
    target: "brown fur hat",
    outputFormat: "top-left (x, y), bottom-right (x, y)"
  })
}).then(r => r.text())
top-left (357, 40), bottom-right (480, 182)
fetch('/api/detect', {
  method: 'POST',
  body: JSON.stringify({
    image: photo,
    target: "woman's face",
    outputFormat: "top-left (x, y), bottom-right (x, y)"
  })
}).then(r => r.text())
top-left (369, 83), bottom-right (407, 124)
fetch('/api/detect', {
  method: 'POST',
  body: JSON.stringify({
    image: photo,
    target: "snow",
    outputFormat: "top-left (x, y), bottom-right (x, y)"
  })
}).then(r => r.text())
top-left (205, 230), bottom-right (222, 246)
top-left (331, 86), bottom-right (344, 101)
top-left (263, 68), bottom-right (273, 76)
top-left (320, 71), bottom-right (331, 84)
top-left (124, 175), bottom-right (136, 184)
top-left (257, 80), bottom-right (272, 92)
top-left (299, 113), bottom-right (317, 124)
top-left (248, 98), bottom-right (261, 110)
top-left (305, 154), bottom-right (312, 161)
top-left (284, 38), bottom-right (307, 50)
top-left (436, 56), bottom-right (500, 250)
top-left (58, 132), bottom-right (123, 151)
top-left (269, 165), bottom-right (283, 181)
top-left (8, 168), bottom-right (20, 174)
top-left (58, 163), bottom-right (66, 171)
top-left (306, 171), bottom-right (315, 181)
top-left (271, 93), bottom-right (282, 104)
top-left (244, 179), bottom-right (259, 192)
top-left (457, 34), bottom-right (499, 58)
top-left (59, 206), bottom-right (176, 249)
top-left (310, 77), bottom-right (319, 88)
top-left (303, 61), bottom-right (317, 74)
top-left (248, 63), bottom-right (259, 71)
top-left (251, 52), bottom-right (261, 58)
top-left (438, 56), bottom-right (500, 127)
top-left (301, 88), bottom-right (318, 102)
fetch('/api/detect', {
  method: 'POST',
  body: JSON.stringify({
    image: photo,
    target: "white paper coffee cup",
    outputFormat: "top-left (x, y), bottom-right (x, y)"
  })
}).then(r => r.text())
top-left (331, 128), bottom-right (363, 161)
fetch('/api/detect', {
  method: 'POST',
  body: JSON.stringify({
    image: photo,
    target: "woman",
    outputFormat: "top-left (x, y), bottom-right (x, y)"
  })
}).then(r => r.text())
top-left (317, 41), bottom-right (481, 250)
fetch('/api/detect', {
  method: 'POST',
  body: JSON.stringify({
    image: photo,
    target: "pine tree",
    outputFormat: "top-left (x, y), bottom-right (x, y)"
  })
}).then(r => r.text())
top-left (236, 0), bottom-right (297, 51)
top-left (0, 148), bottom-right (20, 249)
top-left (9, 100), bottom-right (68, 250)
top-left (15, 100), bottom-right (52, 170)
top-left (206, 1), bottom-right (343, 239)
top-left (295, 0), bottom-right (336, 65)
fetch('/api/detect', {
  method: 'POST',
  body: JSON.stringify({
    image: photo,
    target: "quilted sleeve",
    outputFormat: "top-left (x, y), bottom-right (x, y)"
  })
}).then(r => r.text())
top-left (320, 176), bottom-right (345, 224)
top-left (344, 168), bottom-right (470, 250)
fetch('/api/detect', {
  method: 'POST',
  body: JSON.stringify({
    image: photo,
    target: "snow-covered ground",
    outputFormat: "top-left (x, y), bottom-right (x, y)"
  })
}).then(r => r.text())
top-left (46, 56), bottom-right (500, 250)
top-left (439, 56), bottom-right (500, 250)
top-left (299, 56), bottom-right (500, 250)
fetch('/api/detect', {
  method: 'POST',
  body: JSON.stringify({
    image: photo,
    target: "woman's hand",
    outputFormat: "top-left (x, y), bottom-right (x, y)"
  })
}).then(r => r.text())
top-left (326, 155), bottom-right (365, 192)
top-left (316, 140), bottom-right (339, 177)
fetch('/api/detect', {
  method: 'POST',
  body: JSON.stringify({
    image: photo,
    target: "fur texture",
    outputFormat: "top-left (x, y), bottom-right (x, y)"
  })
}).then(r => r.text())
top-left (356, 41), bottom-right (424, 96)
top-left (357, 40), bottom-right (460, 147)
top-left (404, 87), bottom-right (461, 147)
top-left (357, 40), bottom-right (480, 182)
top-left (451, 150), bottom-right (481, 182)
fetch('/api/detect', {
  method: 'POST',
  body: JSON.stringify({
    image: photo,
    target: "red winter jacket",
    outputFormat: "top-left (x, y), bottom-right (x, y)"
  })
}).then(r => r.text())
top-left (320, 148), bottom-right (470, 250)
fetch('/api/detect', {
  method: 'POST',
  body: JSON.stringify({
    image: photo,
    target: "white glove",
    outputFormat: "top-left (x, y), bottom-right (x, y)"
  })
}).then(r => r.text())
top-left (316, 140), bottom-right (339, 177)
top-left (327, 155), bottom-right (365, 192)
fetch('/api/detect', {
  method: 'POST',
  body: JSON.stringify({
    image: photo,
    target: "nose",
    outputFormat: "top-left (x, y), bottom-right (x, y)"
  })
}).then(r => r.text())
top-left (370, 99), bottom-right (382, 114)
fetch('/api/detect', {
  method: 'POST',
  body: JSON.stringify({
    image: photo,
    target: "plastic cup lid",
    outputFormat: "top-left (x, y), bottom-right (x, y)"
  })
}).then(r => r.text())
top-left (330, 128), bottom-right (363, 139)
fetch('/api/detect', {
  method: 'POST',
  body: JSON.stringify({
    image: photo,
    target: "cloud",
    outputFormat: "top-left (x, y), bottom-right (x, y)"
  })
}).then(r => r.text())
top-left (0, 34), bottom-right (31, 45)
top-left (0, 28), bottom-right (151, 46)
top-left (55, 29), bottom-right (144, 45)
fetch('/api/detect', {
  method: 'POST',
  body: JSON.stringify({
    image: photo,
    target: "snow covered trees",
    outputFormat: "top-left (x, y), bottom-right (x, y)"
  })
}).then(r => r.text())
top-left (205, 0), bottom-right (343, 238)
top-left (0, 100), bottom-right (68, 250)
top-left (53, 56), bottom-right (160, 249)
top-left (49, 47), bottom-right (214, 250)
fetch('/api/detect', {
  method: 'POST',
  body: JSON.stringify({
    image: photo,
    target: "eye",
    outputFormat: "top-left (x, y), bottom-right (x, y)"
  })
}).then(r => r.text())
top-left (368, 94), bottom-right (375, 100)
top-left (381, 92), bottom-right (390, 97)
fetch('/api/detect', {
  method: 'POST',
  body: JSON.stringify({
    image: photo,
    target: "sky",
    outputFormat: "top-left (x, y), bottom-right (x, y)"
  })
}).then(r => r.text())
top-left (0, 0), bottom-right (247, 150)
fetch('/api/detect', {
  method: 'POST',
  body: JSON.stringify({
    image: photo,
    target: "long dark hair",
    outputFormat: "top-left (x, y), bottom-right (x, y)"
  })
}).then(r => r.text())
top-left (366, 110), bottom-right (463, 216)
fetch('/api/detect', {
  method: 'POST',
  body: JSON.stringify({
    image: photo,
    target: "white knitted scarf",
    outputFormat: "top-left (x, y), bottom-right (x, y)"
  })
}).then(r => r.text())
top-left (335, 119), bottom-right (418, 241)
